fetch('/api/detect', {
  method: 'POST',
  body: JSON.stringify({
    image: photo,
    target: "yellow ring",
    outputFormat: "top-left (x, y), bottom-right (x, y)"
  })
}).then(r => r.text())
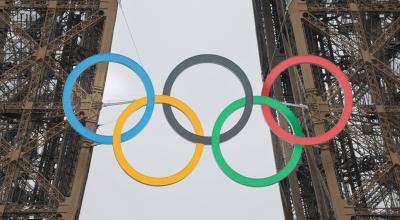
top-left (112, 95), bottom-right (205, 186)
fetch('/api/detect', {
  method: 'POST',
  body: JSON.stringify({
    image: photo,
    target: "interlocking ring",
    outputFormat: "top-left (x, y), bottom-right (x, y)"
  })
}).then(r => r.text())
top-left (113, 95), bottom-right (204, 186)
top-left (163, 54), bottom-right (253, 145)
top-left (62, 53), bottom-right (352, 187)
top-left (261, 55), bottom-right (353, 145)
top-left (212, 96), bottom-right (303, 187)
top-left (62, 53), bottom-right (155, 144)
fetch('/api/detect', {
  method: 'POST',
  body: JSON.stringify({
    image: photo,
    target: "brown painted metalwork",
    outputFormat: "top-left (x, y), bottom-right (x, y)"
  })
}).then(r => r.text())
top-left (253, 0), bottom-right (400, 219)
top-left (0, 0), bottom-right (117, 219)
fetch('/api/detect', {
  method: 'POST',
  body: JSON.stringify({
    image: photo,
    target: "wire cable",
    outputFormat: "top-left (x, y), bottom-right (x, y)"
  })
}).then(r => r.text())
top-left (116, 0), bottom-right (145, 66)
top-left (101, 99), bottom-right (308, 112)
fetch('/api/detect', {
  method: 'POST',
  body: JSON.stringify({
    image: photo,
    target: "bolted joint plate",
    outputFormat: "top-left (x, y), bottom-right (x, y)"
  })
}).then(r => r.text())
top-left (305, 91), bottom-right (330, 124)
top-left (9, 149), bottom-right (21, 162)
top-left (34, 47), bottom-right (48, 60)
top-left (390, 151), bottom-right (400, 166)
top-left (48, 1), bottom-right (58, 9)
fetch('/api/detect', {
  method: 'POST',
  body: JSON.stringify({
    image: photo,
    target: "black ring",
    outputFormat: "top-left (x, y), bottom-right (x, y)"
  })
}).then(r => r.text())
top-left (162, 54), bottom-right (253, 145)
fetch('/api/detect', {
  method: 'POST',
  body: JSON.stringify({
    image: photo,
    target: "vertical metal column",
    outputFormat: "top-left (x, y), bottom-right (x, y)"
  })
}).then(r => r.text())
top-left (0, 0), bottom-right (118, 219)
top-left (253, 0), bottom-right (400, 219)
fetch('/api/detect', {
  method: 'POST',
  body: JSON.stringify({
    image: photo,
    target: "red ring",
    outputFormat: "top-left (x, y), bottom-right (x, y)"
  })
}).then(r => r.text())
top-left (261, 55), bottom-right (352, 145)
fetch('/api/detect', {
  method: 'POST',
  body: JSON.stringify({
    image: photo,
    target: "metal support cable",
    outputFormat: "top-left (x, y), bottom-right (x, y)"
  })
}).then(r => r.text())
top-left (102, 99), bottom-right (308, 109)
top-left (116, 0), bottom-right (145, 66)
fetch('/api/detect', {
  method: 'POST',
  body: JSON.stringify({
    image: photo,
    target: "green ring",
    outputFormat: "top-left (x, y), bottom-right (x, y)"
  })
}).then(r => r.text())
top-left (211, 96), bottom-right (304, 187)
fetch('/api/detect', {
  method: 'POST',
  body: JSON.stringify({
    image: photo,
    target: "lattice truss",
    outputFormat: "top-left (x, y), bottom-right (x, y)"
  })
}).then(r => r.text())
top-left (253, 0), bottom-right (400, 219)
top-left (0, 0), bottom-right (115, 219)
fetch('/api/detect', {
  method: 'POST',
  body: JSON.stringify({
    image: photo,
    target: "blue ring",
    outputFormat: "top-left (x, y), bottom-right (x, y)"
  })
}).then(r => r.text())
top-left (62, 53), bottom-right (155, 144)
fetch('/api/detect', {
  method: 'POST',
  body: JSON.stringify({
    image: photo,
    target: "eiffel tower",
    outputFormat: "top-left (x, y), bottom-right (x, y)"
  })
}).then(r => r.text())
top-left (0, 0), bottom-right (117, 219)
top-left (253, 0), bottom-right (400, 219)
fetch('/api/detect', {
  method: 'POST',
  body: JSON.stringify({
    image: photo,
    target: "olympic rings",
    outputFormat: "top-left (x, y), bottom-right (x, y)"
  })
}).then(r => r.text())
top-left (62, 53), bottom-right (155, 144)
top-left (163, 54), bottom-right (253, 145)
top-left (62, 53), bottom-right (353, 187)
top-left (261, 55), bottom-right (353, 145)
top-left (212, 96), bottom-right (303, 187)
top-left (113, 95), bottom-right (204, 186)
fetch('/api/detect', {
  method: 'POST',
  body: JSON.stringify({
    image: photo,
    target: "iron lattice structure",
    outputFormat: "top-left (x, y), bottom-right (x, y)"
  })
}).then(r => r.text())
top-left (253, 0), bottom-right (400, 219)
top-left (0, 0), bottom-right (117, 219)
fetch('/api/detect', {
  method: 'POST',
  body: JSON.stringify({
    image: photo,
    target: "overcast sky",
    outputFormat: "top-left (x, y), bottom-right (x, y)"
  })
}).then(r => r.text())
top-left (80, 1), bottom-right (285, 219)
